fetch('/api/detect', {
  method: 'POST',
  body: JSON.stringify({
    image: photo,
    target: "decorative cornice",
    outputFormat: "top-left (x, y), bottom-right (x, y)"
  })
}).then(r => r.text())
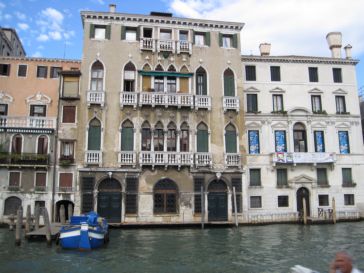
top-left (0, 91), bottom-right (14, 104)
top-left (241, 55), bottom-right (359, 65)
top-left (26, 92), bottom-right (52, 105)
top-left (0, 56), bottom-right (81, 63)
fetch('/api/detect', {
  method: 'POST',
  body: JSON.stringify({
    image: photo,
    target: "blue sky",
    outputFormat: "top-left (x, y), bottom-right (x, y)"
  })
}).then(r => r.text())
top-left (0, 0), bottom-right (363, 91)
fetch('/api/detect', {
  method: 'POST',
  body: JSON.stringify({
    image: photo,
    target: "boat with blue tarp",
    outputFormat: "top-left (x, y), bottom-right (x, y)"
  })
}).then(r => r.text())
top-left (59, 211), bottom-right (108, 250)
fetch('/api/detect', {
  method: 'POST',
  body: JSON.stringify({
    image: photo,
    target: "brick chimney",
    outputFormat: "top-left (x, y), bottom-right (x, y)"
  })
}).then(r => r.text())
top-left (326, 32), bottom-right (342, 58)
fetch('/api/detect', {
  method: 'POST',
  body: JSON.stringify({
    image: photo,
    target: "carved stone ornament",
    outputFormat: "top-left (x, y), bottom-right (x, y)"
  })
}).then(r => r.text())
top-left (25, 92), bottom-right (51, 105)
top-left (0, 91), bottom-right (14, 103)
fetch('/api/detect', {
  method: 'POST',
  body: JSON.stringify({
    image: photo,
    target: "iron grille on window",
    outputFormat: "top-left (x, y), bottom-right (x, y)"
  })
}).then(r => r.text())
top-left (125, 177), bottom-right (138, 214)
top-left (231, 178), bottom-right (242, 213)
top-left (194, 177), bottom-right (204, 214)
top-left (250, 169), bottom-right (261, 186)
top-left (245, 65), bottom-right (256, 81)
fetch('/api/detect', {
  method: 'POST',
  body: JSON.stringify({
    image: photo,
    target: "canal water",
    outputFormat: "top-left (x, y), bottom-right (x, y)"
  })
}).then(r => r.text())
top-left (0, 222), bottom-right (363, 273)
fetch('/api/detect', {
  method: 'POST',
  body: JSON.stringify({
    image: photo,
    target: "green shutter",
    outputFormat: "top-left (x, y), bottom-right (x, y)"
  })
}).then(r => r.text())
top-left (218, 32), bottom-right (223, 47)
top-left (105, 25), bottom-right (111, 40)
top-left (89, 24), bottom-right (95, 39)
top-left (121, 128), bottom-right (134, 151)
top-left (88, 125), bottom-right (101, 150)
top-left (224, 75), bottom-right (234, 96)
top-left (205, 32), bottom-right (210, 46)
top-left (202, 73), bottom-right (207, 95)
top-left (197, 130), bottom-right (208, 152)
top-left (225, 131), bottom-right (237, 153)
top-left (136, 26), bottom-right (140, 41)
top-left (232, 34), bottom-right (238, 48)
top-left (342, 168), bottom-right (352, 184)
top-left (121, 26), bottom-right (126, 40)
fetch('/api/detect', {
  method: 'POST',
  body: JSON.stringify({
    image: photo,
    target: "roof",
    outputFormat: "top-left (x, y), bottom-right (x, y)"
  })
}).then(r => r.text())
top-left (0, 56), bottom-right (81, 63)
top-left (241, 55), bottom-right (359, 65)
top-left (0, 27), bottom-right (26, 56)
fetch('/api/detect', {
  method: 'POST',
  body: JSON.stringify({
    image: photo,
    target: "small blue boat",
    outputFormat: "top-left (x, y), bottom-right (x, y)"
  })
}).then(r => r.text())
top-left (59, 211), bottom-right (109, 250)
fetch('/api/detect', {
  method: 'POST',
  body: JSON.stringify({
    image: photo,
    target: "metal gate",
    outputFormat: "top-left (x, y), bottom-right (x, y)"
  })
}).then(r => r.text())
top-left (208, 180), bottom-right (228, 221)
top-left (97, 178), bottom-right (122, 223)
top-left (296, 187), bottom-right (310, 216)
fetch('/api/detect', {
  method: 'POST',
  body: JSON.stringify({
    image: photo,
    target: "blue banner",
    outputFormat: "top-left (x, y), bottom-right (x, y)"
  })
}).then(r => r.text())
top-left (314, 131), bottom-right (324, 152)
top-left (275, 131), bottom-right (286, 152)
top-left (338, 131), bottom-right (349, 154)
top-left (249, 130), bottom-right (260, 154)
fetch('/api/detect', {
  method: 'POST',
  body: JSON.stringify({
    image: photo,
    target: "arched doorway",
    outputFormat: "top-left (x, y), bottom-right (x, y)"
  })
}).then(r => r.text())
top-left (4, 196), bottom-right (22, 215)
top-left (296, 187), bottom-right (310, 217)
top-left (97, 178), bottom-right (122, 223)
top-left (56, 200), bottom-right (74, 222)
top-left (208, 180), bottom-right (228, 221)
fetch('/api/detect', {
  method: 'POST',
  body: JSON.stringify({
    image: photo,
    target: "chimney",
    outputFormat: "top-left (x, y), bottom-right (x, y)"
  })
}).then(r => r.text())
top-left (326, 32), bottom-right (342, 58)
top-left (259, 43), bottom-right (271, 56)
top-left (344, 44), bottom-right (352, 59)
top-left (109, 4), bottom-right (116, 13)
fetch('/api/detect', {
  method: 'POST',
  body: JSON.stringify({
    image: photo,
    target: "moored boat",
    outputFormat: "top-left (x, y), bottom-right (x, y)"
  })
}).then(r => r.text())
top-left (59, 211), bottom-right (108, 250)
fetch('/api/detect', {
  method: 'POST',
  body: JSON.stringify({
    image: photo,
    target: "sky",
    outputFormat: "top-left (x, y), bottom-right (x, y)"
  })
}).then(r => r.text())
top-left (0, 0), bottom-right (363, 92)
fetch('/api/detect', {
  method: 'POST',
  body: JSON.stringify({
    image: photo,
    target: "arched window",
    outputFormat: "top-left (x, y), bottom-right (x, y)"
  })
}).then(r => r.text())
top-left (154, 179), bottom-right (178, 214)
top-left (121, 120), bottom-right (134, 151)
top-left (224, 68), bottom-right (235, 96)
top-left (37, 135), bottom-right (48, 154)
top-left (90, 61), bottom-right (104, 91)
top-left (142, 64), bottom-right (152, 91)
top-left (197, 122), bottom-right (208, 152)
top-left (4, 196), bottom-right (22, 215)
top-left (167, 65), bottom-right (176, 93)
top-left (225, 123), bottom-right (237, 153)
top-left (155, 64), bottom-right (164, 71)
top-left (88, 118), bottom-right (101, 150)
top-left (141, 121), bottom-right (151, 151)
top-left (293, 123), bottom-right (307, 152)
top-left (167, 122), bottom-right (177, 152)
top-left (123, 62), bottom-right (136, 92)
top-left (168, 65), bottom-right (176, 72)
top-left (154, 122), bottom-right (164, 152)
top-left (196, 67), bottom-right (207, 95)
top-left (180, 122), bottom-right (189, 152)
top-left (154, 65), bottom-right (164, 92)
top-left (11, 134), bottom-right (22, 154)
top-left (180, 66), bottom-right (189, 73)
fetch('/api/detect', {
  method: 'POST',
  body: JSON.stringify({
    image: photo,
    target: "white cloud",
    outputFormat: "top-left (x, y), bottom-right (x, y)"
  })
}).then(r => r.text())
top-left (37, 45), bottom-right (44, 50)
top-left (4, 13), bottom-right (11, 20)
top-left (92, 0), bottom-right (105, 5)
top-left (15, 11), bottom-right (26, 20)
top-left (0, 2), bottom-right (5, 9)
top-left (49, 31), bottom-right (62, 40)
top-left (63, 30), bottom-right (75, 40)
top-left (169, 0), bottom-right (364, 57)
top-left (37, 34), bottom-right (49, 42)
top-left (35, 7), bottom-right (66, 41)
top-left (17, 23), bottom-right (29, 30)
top-left (32, 51), bottom-right (42, 57)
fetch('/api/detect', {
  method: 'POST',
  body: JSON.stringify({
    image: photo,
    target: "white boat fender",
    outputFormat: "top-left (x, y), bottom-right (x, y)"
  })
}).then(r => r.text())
top-left (290, 265), bottom-right (320, 273)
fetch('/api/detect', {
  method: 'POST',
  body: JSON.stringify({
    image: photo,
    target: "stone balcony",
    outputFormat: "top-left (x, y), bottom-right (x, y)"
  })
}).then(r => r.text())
top-left (223, 97), bottom-right (240, 112)
top-left (0, 116), bottom-right (56, 130)
top-left (85, 151), bottom-right (102, 165)
top-left (120, 92), bottom-right (138, 108)
top-left (87, 91), bottom-right (105, 107)
top-left (140, 38), bottom-right (192, 54)
top-left (118, 151), bottom-right (137, 167)
top-left (138, 92), bottom-right (194, 108)
top-left (195, 95), bottom-right (211, 110)
top-left (139, 151), bottom-right (194, 169)
top-left (0, 152), bottom-right (49, 166)
top-left (195, 153), bottom-right (212, 168)
top-left (272, 152), bottom-right (336, 165)
top-left (225, 153), bottom-right (241, 168)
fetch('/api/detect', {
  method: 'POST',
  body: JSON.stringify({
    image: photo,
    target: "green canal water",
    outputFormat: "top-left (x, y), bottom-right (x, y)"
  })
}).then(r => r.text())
top-left (0, 222), bottom-right (363, 273)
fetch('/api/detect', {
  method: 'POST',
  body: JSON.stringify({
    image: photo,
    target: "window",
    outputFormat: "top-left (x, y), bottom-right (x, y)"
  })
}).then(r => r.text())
top-left (123, 62), bottom-right (136, 92)
top-left (35, 201), bottom-right (45, 209)
top-left (160, 29), bottom-right (172, 40)
top-left (37, 135), bottom-right (48, 154)
top-left (125, 27), bottom-right (137, 41)
top-left (4, 197), bottom-right (21, 215)
top-left (293, 123), bottom-right (307, 152)
top-left (335, 96), bottom-right (346, 114)
top-left (338, 131), bottom-right (350, 154)
top-left (275, 130), bottom-right (287, 152)
top-left (35, 172), bottom-right (46, 191)
top-left (197, 123), bottom-right (209, 152)
top-left (223, 68), bottom-right (235, 96)
top-left (121, 120), bottom-right (134, 151)
top-left (194, 32), bottom-right (205, 46)
top-left (247, 94), bottom-right (258, 112)
top-left (90, 25), bottom-right (110, 40)
top-left (90, 61), bottom-right (104, 91)
top-left (50, 66), bottom-right (62, 78)
top-left (333, 68), bottom-right (342, 83)
top-left (317, 168), bottom-right (328, 186)
top-left (314, 131), bottom-right (325, 152)
top-left (222, 35), bottom-right (232, 48)
top-left (308, 67), bottom-right (318, 82)
top-left (18, 64), bottom-right (27, 77)
top-left (270, 66), bottom-right (281, 81)
top-left (141, 122), bottom-right (152, 151)
top-left (125, 177), bottom-right (138, 214)
top-left (9, 172), bottom-right (20, 190)
top-left (0, 63), bottom-right (10, 76)
top-left (11, 134), bottom-right (22, 154)
top-left (194, 177), bottom-right (204, 214)
top-left (154, 122), bottom-right (164, 152)
top-left (179, 31), bottom-right (188, 41)
top-left (248, 130), bottom-right (260, 154)
top-left (62, 106), bottom-right (76, 123)
top-left (36, 66), bottom-right (48, 78)
top-left (311, 95), bottom-right (322, 112)
top-left (277, 169), bottom-right (288, 187)
top-left (30, 105), bottom-right (46, 117)
top-left (250, 196), bottom-right (262, 208)
top-left (278, 196), bottom-right (289, 207)
top-left (225, 124), bottom-right (237, 153)
top-left (318, 195), bottom-right (329, 206)
top-left (342, 168), bottom-right (353, 186)
top-left (62, 75), bottom-right (80, 98)
top-left (249, 169), bottom-right (261, 186)
top-left (272, 94), bottom-right (284, 112)
top-left (154, 76), bottom-right (164, 92)
top-left (167, 77), bottom-right (176, 93)
top-left (344, 194), bottom-right (354, 205)
top-left (196, 67), bottom-right (207, 95)
top-left (154, 179), bottom-right (178, 214)
top-left (167, 123), bottom-right (177, 152)
top-left (180, 122), bottom-right (189, 152)
top-left (143, 28), bottom-right (153, 38)
top-left (0, 104), bottom-right (8, 116)
top-left (59, 173), bottom-right (73, 192)
top-left (81, 177), bottom-right (95, 213)
top-left (60, 141), bottom-right (74, 160)
top-left (87, 119), bottom-right (101, 151)
top-left (245, 65), bottom-right (256, 81)
top-left (232, 178), bottom-right (242, 213)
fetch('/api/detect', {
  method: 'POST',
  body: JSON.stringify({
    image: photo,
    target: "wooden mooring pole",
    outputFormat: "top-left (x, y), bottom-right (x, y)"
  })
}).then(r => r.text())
top-left (34, 205), bottom-right (40, 230)
top-left (9, 214), bottom-right (16, 231)
top-left (43, 207), bottom-right (52, 246)
top-left (233, 186), bottom-right (238, 227)
top-left (25, 205), bottom-right (31, 238)
top-left (303, 198), bottom-right (307, 225)
top-left (67, 203), bottom-right (73, 222)
top-left (332, 197), bottom-right (337, 224)
top-left (60, 205), bottom-right (66, 224)
top-left (201, 186), bottom-right (205, 229)
top-left (15, 207), bottom-right (23, 246)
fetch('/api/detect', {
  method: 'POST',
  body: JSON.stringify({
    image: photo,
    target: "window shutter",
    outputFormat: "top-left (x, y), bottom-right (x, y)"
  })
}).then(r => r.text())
top-left (136, 26), bottom-right (140, 41)
top-left (232, 34), bottom-right (238, 48)
top-left (225, 131), bottom-right (237, 153)
top-left (218, 32), bottom-right (223, 47)
top-left (224, 75), bottom-right (234, 96)
top-left (88, 125), bottom-right (101, 150)
top-left (9, 172), bottom-right (20, 186)
top-left (60, 173), bottom-right (72, 188)
top-left (205, 32), bottom-right (210, 46)
top-left (121, 26), bottom-right (126, 40)
top-left (197, 130), bottom-right (208, 152)
top-left (105, 25), bottom-right (111, 40)
top-left (202, 73), bottom-right (207, 95)
top-left (89, 24), bottom-right (95, 39)
top-left (121, 127), bottom-right (134, 151)
top-left (36, 173), bottom-right (46, 187)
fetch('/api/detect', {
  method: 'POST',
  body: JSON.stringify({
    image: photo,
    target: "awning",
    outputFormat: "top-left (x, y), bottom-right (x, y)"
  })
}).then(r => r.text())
top-left (138, 70), bottom-right (193, 78)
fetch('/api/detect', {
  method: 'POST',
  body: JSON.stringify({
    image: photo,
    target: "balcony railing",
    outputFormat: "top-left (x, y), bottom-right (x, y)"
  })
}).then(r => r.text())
top-left (140, 38), bottom-right (192, 54)
top-left (139, 92), bottom-right (194, 108)
top-left (85, 151), bottom-right (102, 165)
top-left (177, 40), bottom-right (192, 54)
top-left (140, 152), bottom-right (193, 168)
top-left (118, 151), bottom-right (137, 166)
top-left (225, 153), bottom-right (241, 167)
top-left (0, 152), bottom-right (49, 165)
top-left (87, 91), bottom-right (105, 107)
top-left (195, 95), bottom-right (211, 110)
top-left (140, 38), bottom-right (155, 51)
top-left (34, 186), bottom-right (48, 192)
top-left (120, 92), bottom-right (138, 108)
top-left (57, 187), bottom-right (75, 193)
top-left (0, 116), bottom-right (56, 129)
top-left (158, 39), bottom-right (175, 52)
top-left (7, 185), bottom-right (21, 191)
top-left (195, 153), bottom-right (212, 167)
top-left (272, 152), bottom-right (336, 164)
top-left (223, 97), bottom-right (240, 112)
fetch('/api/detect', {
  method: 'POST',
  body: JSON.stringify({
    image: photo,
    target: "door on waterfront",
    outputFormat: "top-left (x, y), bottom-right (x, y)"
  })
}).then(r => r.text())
top-left (296, 187), bottom-right (310, 217)
top-left (208, 180), bottom-right (228, 221)
top-left (56, 200), bottom-right (74, 222)
top-left (97, 178), bottom-right (122, 223)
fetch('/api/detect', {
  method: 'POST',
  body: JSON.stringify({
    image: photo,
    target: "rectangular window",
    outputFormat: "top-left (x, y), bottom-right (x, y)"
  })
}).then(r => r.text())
top-left (222, 35), bottom-right (232, 48)
top-left (50, 66), bottom-right (62, 78)
top-left (314, 131), bottom-right (325, 152)
top-left (248, 130), bottom-right (260, 154)
top-left (167, 77), bottom-right (176, 93)
top-left (308, 67), bottom-right (318, 82)
top-left (154, 76), bottom-right (164, 92)
top-left (94, 25), bottom-right (106, 39)
top-left (250, 196), bottom-right (262, 208)
top-left (249, 169), bottom-right (261, 186)
top-left (143, 28), bottom-right (153, 38)
top-left (0, 104), bottom-right (8, 116)
top-left (275, 130), bottom-right (287, 152)
top-left (179, 31), bottom-right (188, 41)
top-left (37, 66), bottom-right (48, 78)
top-left (270, 66), bottom-right (281, 81)
top-left (9, 172), bottom-right (20, 189)
top-left (342, 168), bottom-right (353, 186)
top-left (17, 64), bottom-right (27, 77)
top-left (194, 33), bottom-right (205, 46)
top-left (35, 172), bottom-right (46, 191)
top-left (60, 141), bottom-right (74, 160)
top-left (278, 196), bottom-right (289, 207)
top-left (335, 96), bottom-right (346, 114)
top-left (125, 177), bottom-right (138, 214)
top-left (125, 27), bottom-right (137, 41)
top-left (272, 94), bottom-right (283, 112)
top-left (344, 194), bottom-right (354, 205)
top-left (333, 68), bottom-right (342, 83)
top-left (247, 94), bottom-right (258, 112)
top-left (63, 76), bottom-right (79, 97)
top-left (81, 177), bottom-right (95, 214)
top-left (62, 106), bottom-right (76, 123)
top-left (245, 65), bottom-right (256, 81)
top-left (232, 178), bottom-right (242, 213)
top-left (311, 95), bottom-right (322, 112)
top-left (318, 195), bottom-right (329, 206)
top-left (194, 177), bottom-right (204, 214)
top-left (59, 173), bottom-right (73, 192)
top-left (317, 168), bottom-right (328, 186)
top-left (35, 201), bottom-right (45, 209)
top-left (0, 63), bottom-right (10, 76)
top-left (277, 169), bottom-right (288, 187)
top-left (141, 128), bottom-right (151, 151)
top-left (30, 105), bottom-right (46, 117)
top-left (338, 131), bottom-right (350, 154)
top-left (160, 30), bottom-right (172, 40)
